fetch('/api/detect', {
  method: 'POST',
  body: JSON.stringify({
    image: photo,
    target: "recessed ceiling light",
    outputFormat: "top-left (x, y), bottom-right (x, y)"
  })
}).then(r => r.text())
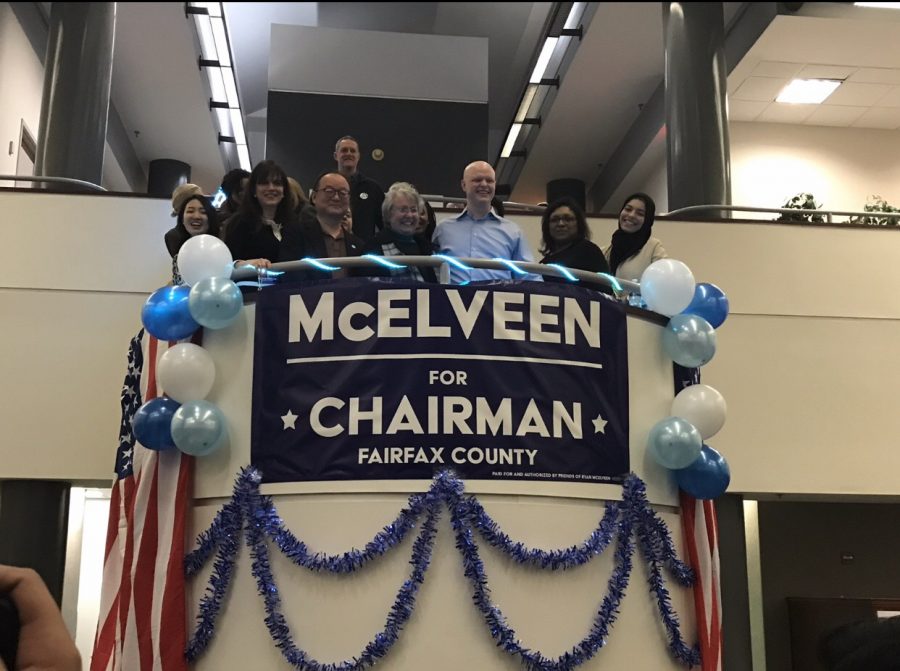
top-left (855, 2), bottom-right (900, 8)
top-left (775, 79), bottom-right (842, 104)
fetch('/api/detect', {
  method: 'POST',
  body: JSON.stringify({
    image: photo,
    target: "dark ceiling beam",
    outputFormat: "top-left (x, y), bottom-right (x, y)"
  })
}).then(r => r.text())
top-left (588, 2), bottom-right (779, 210)
top-left (10, 1), bottom-right (147, 191)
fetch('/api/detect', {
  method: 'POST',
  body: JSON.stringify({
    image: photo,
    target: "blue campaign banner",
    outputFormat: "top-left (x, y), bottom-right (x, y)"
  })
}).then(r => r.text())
top-left (250, 278), bottom-right (630, 484)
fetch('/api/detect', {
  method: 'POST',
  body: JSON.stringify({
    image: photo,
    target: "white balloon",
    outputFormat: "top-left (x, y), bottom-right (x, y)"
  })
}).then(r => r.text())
top-left (640, 259), bottom-right (696, 316)
top-left (671, 384), bottom-right (727, 440)
top-left (157, 343), bottom-right (215, 403)
top-left (177, 234), bottom-right (234, 287)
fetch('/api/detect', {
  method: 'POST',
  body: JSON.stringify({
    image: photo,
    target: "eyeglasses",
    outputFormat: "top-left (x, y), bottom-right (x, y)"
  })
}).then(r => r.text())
top-left (318, 187), bottom-right (350, 199)
top-left (392, 206), bottom-right (418, 215)
top-left (549, 214), bottom-right (577, 223)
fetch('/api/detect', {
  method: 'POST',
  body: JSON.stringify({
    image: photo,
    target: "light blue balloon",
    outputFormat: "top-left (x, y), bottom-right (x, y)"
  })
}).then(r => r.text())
top-left (647, 417), bottom-right (703, 469)
top-left (675, 445), bottom-right (731, 499)
top-left (170, 400), bottom-right (228, 456)
top-left (188, 277), bottom-right (243, 329)
top-left (662, 314), bottom-right (717, 367)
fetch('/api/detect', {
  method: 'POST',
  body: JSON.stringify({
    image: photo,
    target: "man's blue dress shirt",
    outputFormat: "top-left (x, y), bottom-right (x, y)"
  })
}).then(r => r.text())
top-left (432, 209), bottom-right (542, 283)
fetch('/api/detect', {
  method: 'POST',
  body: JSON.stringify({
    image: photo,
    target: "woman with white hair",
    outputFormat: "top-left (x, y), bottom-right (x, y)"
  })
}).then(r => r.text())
top-left (363, 182), bottom-right (436, 282)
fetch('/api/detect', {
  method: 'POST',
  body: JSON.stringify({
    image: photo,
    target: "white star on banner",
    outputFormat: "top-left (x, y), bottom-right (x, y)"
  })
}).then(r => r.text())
top-left (281, 410), bottom-right (299, 430)
top-left (592, 414), bottom-right (608, 434)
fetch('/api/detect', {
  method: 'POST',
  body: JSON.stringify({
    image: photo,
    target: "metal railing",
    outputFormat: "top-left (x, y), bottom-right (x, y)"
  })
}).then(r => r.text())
top-left (662, 203), bottom-right (900, 224)
top-left (0, 175), bottom-right (107, 192)
top-left (420, 194), bottom-right (545, 214)
top-left (230, 255), bottom-right (638, 295)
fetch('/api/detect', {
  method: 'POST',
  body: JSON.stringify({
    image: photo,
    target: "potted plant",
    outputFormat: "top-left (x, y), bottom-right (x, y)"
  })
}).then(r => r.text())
top-left (850, 195), bottom-right (900, 226)
top-left (777, 192), bottom-right (825, 223)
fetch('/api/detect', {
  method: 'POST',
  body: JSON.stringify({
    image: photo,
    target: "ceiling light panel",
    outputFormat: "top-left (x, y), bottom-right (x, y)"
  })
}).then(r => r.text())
top-left (776, 79), bottom-right (842, 104)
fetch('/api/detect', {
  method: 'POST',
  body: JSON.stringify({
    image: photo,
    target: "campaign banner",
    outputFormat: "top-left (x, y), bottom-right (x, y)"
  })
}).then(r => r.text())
top-left (251, 278), bottom-right (629, 484)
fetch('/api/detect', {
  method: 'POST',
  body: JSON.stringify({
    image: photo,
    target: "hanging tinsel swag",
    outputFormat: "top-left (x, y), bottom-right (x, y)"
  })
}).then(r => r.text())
top-left (185, 469), bottom-right (701, 671)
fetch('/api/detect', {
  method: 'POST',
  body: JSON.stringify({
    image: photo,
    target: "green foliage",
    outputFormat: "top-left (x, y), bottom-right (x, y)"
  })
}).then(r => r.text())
top-left (777, 192), bottom-right (824, 223)
top-left (850, 195), bottom-right (900, 226)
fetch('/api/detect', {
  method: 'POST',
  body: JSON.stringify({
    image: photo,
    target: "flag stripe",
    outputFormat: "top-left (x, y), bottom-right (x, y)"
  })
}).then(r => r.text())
top-left (680, 491), bottom-right (723, 671)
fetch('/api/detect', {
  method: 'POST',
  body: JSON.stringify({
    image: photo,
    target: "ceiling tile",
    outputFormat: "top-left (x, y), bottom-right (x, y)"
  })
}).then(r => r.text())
top-left (851, 107), bottom-right (900, 129)
top-left (804, 105), bottom-right (867, 127)
top-left (728, 99), bottom-right (768, 122)
top-left (798, 64), bottom-right (857, 80)
top-left (751, 61), bottom-right (804, 78)
top-left (757, 102), bottom-right (816, 124)
top-left (733, 77), bottom-right (789, 102)
top-left (824, 82), bottom-right (891, 106)
top-left (875, 86), bottom-right (900, 107)
top-left (848, 68), bottom-right (900, 85)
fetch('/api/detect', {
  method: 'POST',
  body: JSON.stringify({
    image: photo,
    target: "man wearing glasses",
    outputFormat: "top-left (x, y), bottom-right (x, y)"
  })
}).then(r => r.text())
top-left (283, 171), bottom-right (363, 279)
top-left (334, 135), bottom-right (384, 242)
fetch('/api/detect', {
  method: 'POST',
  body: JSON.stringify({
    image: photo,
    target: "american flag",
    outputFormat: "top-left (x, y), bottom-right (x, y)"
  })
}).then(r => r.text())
top-left (91, 330), bottom-right (192, 671)
top-left (674, 363), bottom-right (722, 671)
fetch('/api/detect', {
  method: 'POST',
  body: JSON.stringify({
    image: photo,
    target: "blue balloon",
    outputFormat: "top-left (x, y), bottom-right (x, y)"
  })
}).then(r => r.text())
top-left (132, 397), bottom-right (180, 450)
top-left (647, 417), bottom-right (702, 469)
top-left (662, 314), bottom-right (717, 367)
top-left (142, 286), bottom-right (199, 341)
top-left (170, 400), bottom-right (228, 456)
top-left (682, 283), bottom-right (730, 328)
top-left (189, 277), bottom-right (243, 329)
top-left (675, 445), bottom-right (731, 499)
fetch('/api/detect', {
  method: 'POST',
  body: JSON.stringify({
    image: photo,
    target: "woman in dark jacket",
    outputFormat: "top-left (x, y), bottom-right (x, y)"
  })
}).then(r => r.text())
top-left (224, 160), bottom-right (299, 269)
top-left (164, 193), bottom-right (220, 285)
top-left (364, 182), bottom-right (436, 282)
top-left (539, 197), bottom-right (609, 286)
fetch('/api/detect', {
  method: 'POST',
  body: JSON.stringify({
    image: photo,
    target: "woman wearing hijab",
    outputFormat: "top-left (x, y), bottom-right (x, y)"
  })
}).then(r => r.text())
top-left (602, 192), bottom-right (667, 280)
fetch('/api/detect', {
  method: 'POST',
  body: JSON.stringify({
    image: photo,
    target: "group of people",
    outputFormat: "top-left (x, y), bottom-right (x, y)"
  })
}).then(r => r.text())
top-left (164, 134), bottom-right (668, 290)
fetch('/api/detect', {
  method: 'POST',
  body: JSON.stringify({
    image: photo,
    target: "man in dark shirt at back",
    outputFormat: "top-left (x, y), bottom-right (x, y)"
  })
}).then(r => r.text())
top-left (334, 135), bottom-right (384, 242)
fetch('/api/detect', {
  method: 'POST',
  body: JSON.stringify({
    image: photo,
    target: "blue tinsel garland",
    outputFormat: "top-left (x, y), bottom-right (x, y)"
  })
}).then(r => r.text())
top-left (185, 468), bottom-right (701, 670)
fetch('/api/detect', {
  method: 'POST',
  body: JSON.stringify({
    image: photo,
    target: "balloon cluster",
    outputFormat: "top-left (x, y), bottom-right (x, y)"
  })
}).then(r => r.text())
top-left (133, 235), bottom-right (242, 457)
top-left (641, 260), bottom-right (732, 499)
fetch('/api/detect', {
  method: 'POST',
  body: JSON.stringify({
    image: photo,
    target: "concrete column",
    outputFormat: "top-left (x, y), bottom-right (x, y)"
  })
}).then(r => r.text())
top-left (663, 2), bottom-right (731, 217)
top-left (34, 3), bottom-right (116, 189)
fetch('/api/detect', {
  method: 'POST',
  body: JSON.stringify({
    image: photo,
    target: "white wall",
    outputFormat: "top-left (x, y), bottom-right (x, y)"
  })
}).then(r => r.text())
top-left (0, 191), bottom-right (171, 481)
top-left (598, 120), bottom-right (900, 218)
top-left (730, 121), bottom-right (900, 218)
top-left (0, 2), bottom-right (43, 180)
top-left (4, 189), bottom-right (900, 499)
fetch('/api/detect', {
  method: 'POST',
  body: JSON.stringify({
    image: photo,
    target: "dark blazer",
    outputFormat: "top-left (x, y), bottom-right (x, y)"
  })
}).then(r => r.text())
top-left (540, 238), bottom-right (612, 292)
top-left (279, 218), bottom-right (364, 282)
top-left (224, 213), bottom-right (301, 263)
top-left (361, 229), bottom-right (437, 283)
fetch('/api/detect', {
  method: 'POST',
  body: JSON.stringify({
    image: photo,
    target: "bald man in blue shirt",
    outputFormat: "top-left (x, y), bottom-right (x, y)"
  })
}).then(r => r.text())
top-left (432, 161), bottom-right (542, 284)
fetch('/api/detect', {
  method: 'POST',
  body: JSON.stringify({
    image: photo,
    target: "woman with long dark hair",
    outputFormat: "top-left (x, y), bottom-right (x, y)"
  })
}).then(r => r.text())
top-left (602, 192), bottom-right (667, 280)
top-left (224, 160), bottom-right (298, 268)
top-left (539, 197), bottom-right (609, 281)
